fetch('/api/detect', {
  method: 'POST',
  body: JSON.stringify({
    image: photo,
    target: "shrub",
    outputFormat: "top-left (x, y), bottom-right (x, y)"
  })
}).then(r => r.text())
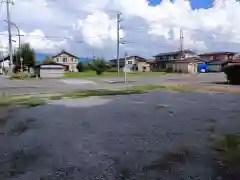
top-left (107, 68), bottom-right (118, 72)
top-left (76, 62), bottom-right (87, 72)
top-left (165, 67), bottom-right (173, 73)
top-left (89, 58), bottom-right (108, 75)
top-left (223, 64), bottom-right (240, 85)
top-left (10, 73), bottom-right (36, 80)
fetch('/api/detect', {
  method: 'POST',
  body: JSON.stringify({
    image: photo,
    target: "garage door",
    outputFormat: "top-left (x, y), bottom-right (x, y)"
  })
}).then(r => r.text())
top-left (40, 68), bottom-right (65, 78)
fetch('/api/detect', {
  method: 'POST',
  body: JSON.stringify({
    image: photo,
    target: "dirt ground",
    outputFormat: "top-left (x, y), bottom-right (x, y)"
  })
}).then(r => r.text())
top-left (0, 90), bottom-right (240, 180)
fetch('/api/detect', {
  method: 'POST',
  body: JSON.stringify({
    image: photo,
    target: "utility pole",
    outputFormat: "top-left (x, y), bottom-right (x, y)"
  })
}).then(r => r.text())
top-left (180, 29), bottom-right (184, 60)
top-left (117, 13), bottom-right (121, 76)
top-left (1, 0), bottom-right (14, 74)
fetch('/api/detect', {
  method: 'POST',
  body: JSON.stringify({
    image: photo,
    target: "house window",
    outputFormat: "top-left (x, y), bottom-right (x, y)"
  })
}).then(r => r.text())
top-left (63, 58), bottom-right (67, 62)
top-left (127, 61), bottom-right (132, 64)
top-left (228, 55), bottom-right (233, 60)
top-left (71, 58), bottom-right (74, 62)
top-left (56, 58), bottom-right (59, 62)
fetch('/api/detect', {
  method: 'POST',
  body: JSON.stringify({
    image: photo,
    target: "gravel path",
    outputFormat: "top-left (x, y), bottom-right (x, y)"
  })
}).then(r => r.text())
top-left (0, 91), bottom-right (240, 179)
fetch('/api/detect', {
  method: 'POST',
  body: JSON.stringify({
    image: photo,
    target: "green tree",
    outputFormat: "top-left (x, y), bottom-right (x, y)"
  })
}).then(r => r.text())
top-left (43, 57), bottom-right (54, 63)
top-left (76, 62), bottom-right (85, 72)
top-left (14, 43), bottom-right (36, 73)
top-left (89, 57), bottom-right (108, 75)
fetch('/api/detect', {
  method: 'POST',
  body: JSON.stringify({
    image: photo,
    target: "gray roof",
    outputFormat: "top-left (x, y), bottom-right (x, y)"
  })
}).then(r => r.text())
top-left (154, 50), bottom-right (195, 57)
top-left (109, 56), bottom-right (147, 62)
top-left (0, 56), bottom-right (9, 62)
top-left (34, 62), bottom-right (69, 68)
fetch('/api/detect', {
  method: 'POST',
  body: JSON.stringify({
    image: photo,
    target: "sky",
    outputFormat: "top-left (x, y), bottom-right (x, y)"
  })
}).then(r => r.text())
top-left (0, 0), bottom-right (240, 60)
top-left (148, 0), bottom-right (214, 9)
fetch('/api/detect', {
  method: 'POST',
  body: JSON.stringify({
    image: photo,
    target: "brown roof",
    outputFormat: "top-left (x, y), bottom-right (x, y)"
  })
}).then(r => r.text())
top-left (168, 57), bottom-right (205, 63)
top-left (198, 52), bottom-right (237, 56)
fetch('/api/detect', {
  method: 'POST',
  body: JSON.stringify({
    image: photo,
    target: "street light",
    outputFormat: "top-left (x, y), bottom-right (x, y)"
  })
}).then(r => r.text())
top-left (4, 20), bottom-right (24, 72)
top-left (4, 20), bottom-right (22, 48)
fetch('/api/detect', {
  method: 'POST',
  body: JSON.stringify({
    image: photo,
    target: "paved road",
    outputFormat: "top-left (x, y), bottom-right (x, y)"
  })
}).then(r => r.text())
top-left (0, 91), bottom-right (239, 179)
top-left (0, 73), bottom-right (227, 95)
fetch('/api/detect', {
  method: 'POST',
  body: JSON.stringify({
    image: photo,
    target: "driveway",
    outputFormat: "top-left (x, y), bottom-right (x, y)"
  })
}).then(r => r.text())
top-left (0, 91), bottom-right (240, 179)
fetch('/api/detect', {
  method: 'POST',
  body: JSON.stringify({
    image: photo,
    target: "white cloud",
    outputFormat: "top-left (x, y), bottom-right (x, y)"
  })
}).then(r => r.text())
top-left (0, 0), bottom-right (240, 58)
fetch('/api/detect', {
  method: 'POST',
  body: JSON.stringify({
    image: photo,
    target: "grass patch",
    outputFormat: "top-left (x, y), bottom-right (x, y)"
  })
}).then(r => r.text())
top-left (144, 147), bottom-right (192, 172)
top-left (125, 84), bottom-right (196, 93)
top-left (64, 71), bottom-right (168, 78)
top-left (0, 84), bottom-right (202, 105)
top-left (212, 134), bottom-right (240, 179)
top-left (0, 96), bottom-right (46, 108)
top-left (213, 134), bottom-right (240, 163)
top-left (54, 89), bottom-right (145, 99)
top-left (48, 95), bottom-right (63, 100)
top-left (20, 97), bottom-right (46, 107)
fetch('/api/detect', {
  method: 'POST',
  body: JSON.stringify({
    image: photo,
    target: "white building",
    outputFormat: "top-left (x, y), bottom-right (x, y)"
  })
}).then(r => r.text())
top-left (0, 57), bottom-right (10, 75)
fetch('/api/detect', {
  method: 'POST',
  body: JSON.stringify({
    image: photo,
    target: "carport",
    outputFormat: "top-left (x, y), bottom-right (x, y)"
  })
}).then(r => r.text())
top-left (34, 62), bottom-right (68, 78)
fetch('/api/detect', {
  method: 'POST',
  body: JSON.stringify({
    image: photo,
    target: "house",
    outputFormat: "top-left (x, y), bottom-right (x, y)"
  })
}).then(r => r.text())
top-left (109, 56), bottom-right (151, 72)
top-left (34, 62), bottom-right (69, 78)
top-left (198, 52), bottom-right (237, 72)
top-left (0, 56), bottom-right (10, 74)
top-left (222, 58), bottom-right (240, 68)
top-left (153, 50), bottom-right (196, 70)
top-left (167, 57), bottom-right (206, 74)
top-left (52, 50), bottom-right (79, 72)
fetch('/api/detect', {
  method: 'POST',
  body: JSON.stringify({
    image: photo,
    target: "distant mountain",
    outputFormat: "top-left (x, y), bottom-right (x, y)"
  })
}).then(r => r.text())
top-left (35, 52), bottom-right (91, 63)
top-left (35, 53), bottom-right (52, 62)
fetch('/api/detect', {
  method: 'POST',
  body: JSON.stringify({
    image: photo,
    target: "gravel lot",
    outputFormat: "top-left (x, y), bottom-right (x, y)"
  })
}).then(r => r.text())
top-left (0, 90), bottom-right (240, 179)
top-left (0, 73), bottom-right (228, 95)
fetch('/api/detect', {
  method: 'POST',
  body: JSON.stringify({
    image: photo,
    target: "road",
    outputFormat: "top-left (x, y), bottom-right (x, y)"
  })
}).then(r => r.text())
top-left (0, 73), bottom-right (227, 95)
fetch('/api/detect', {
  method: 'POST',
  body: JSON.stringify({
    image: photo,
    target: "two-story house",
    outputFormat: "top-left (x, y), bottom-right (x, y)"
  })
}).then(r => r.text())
top-left (109, 56), bottom-right (151, 72)
top-left (198, 52), bottom-right (237, 72)
top-left (153, 50), bottom-right (196, 70)
top-left (52, 51), bottom-right (79, 72)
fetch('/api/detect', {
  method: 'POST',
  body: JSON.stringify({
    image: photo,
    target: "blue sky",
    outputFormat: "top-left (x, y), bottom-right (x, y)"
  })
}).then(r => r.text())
top-left (149, 0), bottom-right (213, 9)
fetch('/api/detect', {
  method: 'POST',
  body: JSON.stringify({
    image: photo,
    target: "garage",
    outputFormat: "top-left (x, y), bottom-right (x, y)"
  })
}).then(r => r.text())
top-left (34, 62), bottom-right (68, 78)
top-left (170, 58), bottom-right (205, 74)
top-left (207, 61), bottom-right (224, 72)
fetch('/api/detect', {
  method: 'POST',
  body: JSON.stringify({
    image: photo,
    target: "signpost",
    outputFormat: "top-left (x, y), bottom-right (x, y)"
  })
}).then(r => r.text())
top-left (20, 57), bottom-right (23, 72)
top-left (124, 52), bottom-right (127, 83)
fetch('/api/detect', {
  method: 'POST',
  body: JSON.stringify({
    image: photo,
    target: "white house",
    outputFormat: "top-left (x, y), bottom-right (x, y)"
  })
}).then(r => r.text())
top-left (52, 50), bottom-right (79, 72)
top-left (0, 56), bottom-right (10, 74)
top-left (109, 56), bottom-right (151, 72)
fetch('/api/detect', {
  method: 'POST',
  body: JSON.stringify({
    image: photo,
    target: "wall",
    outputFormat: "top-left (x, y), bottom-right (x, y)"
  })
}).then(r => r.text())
top-left (137, 61), bottom-right (150, 72)
top-left (53, 52), bottom-right (78, 72)
top-left (172, 62), bottom-right (197, 73)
